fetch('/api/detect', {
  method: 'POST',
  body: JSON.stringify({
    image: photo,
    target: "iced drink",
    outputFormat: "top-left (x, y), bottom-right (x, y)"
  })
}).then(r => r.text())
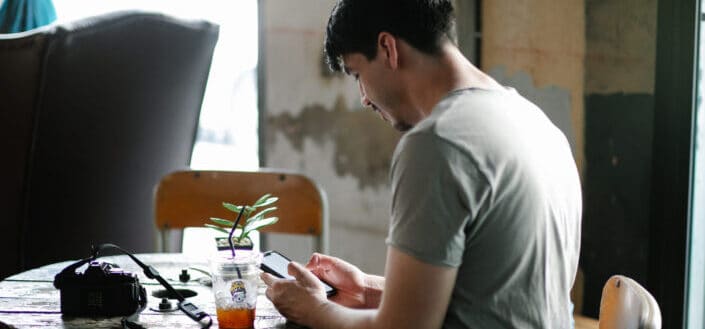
top-left (210, 252), bottom-right (260, 329)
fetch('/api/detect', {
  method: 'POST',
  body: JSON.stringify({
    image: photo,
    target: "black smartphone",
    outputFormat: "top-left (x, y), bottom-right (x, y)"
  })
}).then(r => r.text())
top-left (261, 250), bottom-right (337, 297)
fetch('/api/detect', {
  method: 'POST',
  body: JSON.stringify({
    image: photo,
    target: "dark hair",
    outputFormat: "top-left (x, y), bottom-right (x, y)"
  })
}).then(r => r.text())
top-left (324, 0), bottom-right (456, 72)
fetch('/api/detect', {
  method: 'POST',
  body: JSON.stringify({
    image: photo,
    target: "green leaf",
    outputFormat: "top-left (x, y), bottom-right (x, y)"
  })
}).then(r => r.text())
top-left (209, 217), bottom-right (235, 227)
top-left (222, 202), bottom-right (242, 213)
top-left (223, 202), bottom-right (256, 214)
top-left (244, 206), bottom-right (256, 219)
top-left (253, 194), bottom-right (272, 207)
top-left (243, 217), bottom-right (279, 235)
top-left (204, 224), bottom-right (231, 235)
top-left (246, 207), bottom-right (277, 224)
top-left (256, 197), bottom-right (278, 208)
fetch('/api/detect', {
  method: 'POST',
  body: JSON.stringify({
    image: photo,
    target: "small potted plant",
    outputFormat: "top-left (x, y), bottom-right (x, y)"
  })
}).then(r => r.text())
top-left (205, 193), bottom-right (279, 251)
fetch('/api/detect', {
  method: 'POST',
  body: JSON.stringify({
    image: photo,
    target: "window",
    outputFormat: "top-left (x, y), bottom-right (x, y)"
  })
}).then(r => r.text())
top-left (687, 5), bottom-right (705, 328)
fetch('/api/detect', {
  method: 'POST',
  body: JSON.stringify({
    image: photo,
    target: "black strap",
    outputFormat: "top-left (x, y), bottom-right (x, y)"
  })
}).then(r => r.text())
top-left (121, 285), bottom-right (147, 329)
top-left (60, 243), bottom-right (212, 328)
top-left (53, 256), bottom-right (95, 289)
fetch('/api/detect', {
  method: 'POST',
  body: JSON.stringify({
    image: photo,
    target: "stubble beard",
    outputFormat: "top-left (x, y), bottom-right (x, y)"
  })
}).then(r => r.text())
top-left (394, 121), bottom-right (413, 132)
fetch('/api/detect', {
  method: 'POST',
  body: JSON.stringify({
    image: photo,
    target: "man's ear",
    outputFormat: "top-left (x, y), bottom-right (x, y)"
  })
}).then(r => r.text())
top-left (378, 32), bottom-right (399, 70)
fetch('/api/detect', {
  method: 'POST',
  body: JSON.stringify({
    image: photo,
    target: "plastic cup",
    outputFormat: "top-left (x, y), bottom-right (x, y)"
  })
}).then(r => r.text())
top-left (210, 251), bottom-right (261, 329)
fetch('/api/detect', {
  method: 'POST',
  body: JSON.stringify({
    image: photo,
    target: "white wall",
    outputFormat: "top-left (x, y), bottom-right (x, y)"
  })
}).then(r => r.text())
top-left (261, 0), bottom-right (393, 274)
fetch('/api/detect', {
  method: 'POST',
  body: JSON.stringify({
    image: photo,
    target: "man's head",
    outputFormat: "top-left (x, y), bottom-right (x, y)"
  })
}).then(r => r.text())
top-left (324, 0), bottom-right (457, 132)
top-left (324, 0), bottom-right (457, 72)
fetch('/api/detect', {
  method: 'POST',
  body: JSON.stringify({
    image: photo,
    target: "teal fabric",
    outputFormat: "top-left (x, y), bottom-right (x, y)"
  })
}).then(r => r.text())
top-left (0, 0), bottom-right (56, 33)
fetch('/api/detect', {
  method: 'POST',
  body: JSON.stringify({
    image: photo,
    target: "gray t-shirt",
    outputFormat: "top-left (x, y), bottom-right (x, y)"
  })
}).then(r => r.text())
top-left (386, 88), bottom-right (581, 328)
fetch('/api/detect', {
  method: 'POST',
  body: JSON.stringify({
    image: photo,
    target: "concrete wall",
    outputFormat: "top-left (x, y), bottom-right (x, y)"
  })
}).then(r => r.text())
top-left (482, 0), bottom-right (585, 171)
top-left (581, 0), bottom-right (658, 318)
top-left (261, 0), bottom-right (395, 273)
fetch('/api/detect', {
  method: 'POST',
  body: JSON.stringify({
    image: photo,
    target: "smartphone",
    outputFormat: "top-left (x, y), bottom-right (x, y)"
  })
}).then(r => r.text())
top-left (261, 250), bottom-right (337, 296)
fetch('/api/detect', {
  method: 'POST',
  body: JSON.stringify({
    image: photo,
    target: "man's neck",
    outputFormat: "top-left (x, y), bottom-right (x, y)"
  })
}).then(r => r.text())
top-left (406, 43), bottom-right (502, 117)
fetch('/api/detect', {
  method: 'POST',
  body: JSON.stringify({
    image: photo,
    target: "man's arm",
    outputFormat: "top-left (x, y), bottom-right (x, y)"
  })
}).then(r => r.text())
top-left (262, 246), bottom-right (458, 329)
top-left (362, 274), bottom-right (384, 309)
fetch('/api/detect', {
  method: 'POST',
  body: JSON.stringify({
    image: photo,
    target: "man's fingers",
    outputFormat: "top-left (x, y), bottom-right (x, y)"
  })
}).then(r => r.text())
top-left (306, 253), bottom-right (340, 276)
top-left (305, 253), bottom-right (326, 278)
top-left (305, 253), bottom-right (322, 270)
top-left (288, 261), bottom-right (320, 287)
top-left (261, 273), bottom-right (279, 302)
top-left (261, 272), bottom-right (278, 287)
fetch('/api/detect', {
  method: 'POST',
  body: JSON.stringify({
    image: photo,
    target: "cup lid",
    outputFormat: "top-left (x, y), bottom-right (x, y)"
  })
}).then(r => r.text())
top-left (210, 251), bottom-right (261, 270)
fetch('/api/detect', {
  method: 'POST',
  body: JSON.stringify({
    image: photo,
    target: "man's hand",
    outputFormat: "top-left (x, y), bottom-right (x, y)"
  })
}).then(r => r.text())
top-left (305, 253), bottom-right (383, 309)
top-left (261, 261), bottom-right (329, 325)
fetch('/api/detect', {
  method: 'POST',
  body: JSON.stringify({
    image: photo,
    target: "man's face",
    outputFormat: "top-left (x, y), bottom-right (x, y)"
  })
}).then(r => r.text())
top-left (342, 53), bottom-right (413, 132)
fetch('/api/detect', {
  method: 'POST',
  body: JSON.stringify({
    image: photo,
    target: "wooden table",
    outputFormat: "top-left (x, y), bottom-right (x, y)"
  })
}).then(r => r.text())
top-left (0, 253), bottom-right (299, 328)
top-left (0, 253), bottom-right (600, 329)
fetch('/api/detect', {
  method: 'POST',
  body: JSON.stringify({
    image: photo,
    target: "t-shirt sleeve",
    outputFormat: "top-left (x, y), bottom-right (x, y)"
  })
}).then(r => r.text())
top-left (386, 132), bottom-right (488, 267)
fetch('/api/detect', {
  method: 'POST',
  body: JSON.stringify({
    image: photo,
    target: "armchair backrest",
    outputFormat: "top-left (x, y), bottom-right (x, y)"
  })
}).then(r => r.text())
top-left (0, 30), bottom-right (50, 279)
top-left (0, 11), bottom-right (219, 275)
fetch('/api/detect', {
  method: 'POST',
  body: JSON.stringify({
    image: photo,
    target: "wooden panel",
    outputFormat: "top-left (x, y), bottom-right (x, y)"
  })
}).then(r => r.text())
top-left (582, 94), bottom-right (654, 316)
top-left (155, 170), bottom-right (323, 236)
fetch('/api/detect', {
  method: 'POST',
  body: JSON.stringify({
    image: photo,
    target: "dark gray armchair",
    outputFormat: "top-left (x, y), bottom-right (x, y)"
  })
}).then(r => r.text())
top-left (0, 11), bottom-right (219, 278)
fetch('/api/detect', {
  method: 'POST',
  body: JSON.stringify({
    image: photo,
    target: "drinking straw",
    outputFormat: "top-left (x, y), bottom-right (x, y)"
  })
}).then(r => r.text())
top-left (229, 207), bottom-right (246, 258)
top-left (228, 207), bottom-right (246, 279)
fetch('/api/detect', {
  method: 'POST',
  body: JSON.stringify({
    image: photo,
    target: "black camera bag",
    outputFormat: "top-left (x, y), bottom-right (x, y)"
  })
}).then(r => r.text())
top-left (53, 243), bottom-right (212, 328)
top-left (54, 260), bottom-right (147, 316)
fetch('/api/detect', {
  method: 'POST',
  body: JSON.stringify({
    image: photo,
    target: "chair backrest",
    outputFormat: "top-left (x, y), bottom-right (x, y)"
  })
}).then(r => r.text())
top-left (0, 29), bottom-right (50, 279)
top-left (154, 170), bottom-right (330, 254)
top-left (2, 11), bottom-right (219, 272)
top-left (598, 275), bottom-right (662, 329)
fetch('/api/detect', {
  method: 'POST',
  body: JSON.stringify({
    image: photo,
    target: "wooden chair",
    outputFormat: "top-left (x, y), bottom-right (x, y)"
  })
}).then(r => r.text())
top-left (154, 170), bottom-right (329, 254)
top-left (598, 275), bottom-right (661, 329)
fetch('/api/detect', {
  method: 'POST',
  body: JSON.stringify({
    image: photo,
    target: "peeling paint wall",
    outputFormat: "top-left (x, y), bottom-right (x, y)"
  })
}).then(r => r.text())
top-left (267, 98), bottom-right (400, 189)
top-left (482, 0), bottom-right (585, 172)
top-left (261, 0), bottom-right (397, 273)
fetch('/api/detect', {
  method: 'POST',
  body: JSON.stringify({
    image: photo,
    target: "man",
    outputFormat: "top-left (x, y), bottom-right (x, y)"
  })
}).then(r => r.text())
top-left (261, 1), bottom-right (582, 328)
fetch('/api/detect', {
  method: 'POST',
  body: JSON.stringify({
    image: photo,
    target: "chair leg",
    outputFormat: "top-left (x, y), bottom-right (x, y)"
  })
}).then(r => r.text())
top-left (160, 229), bottom-right (169, 253)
